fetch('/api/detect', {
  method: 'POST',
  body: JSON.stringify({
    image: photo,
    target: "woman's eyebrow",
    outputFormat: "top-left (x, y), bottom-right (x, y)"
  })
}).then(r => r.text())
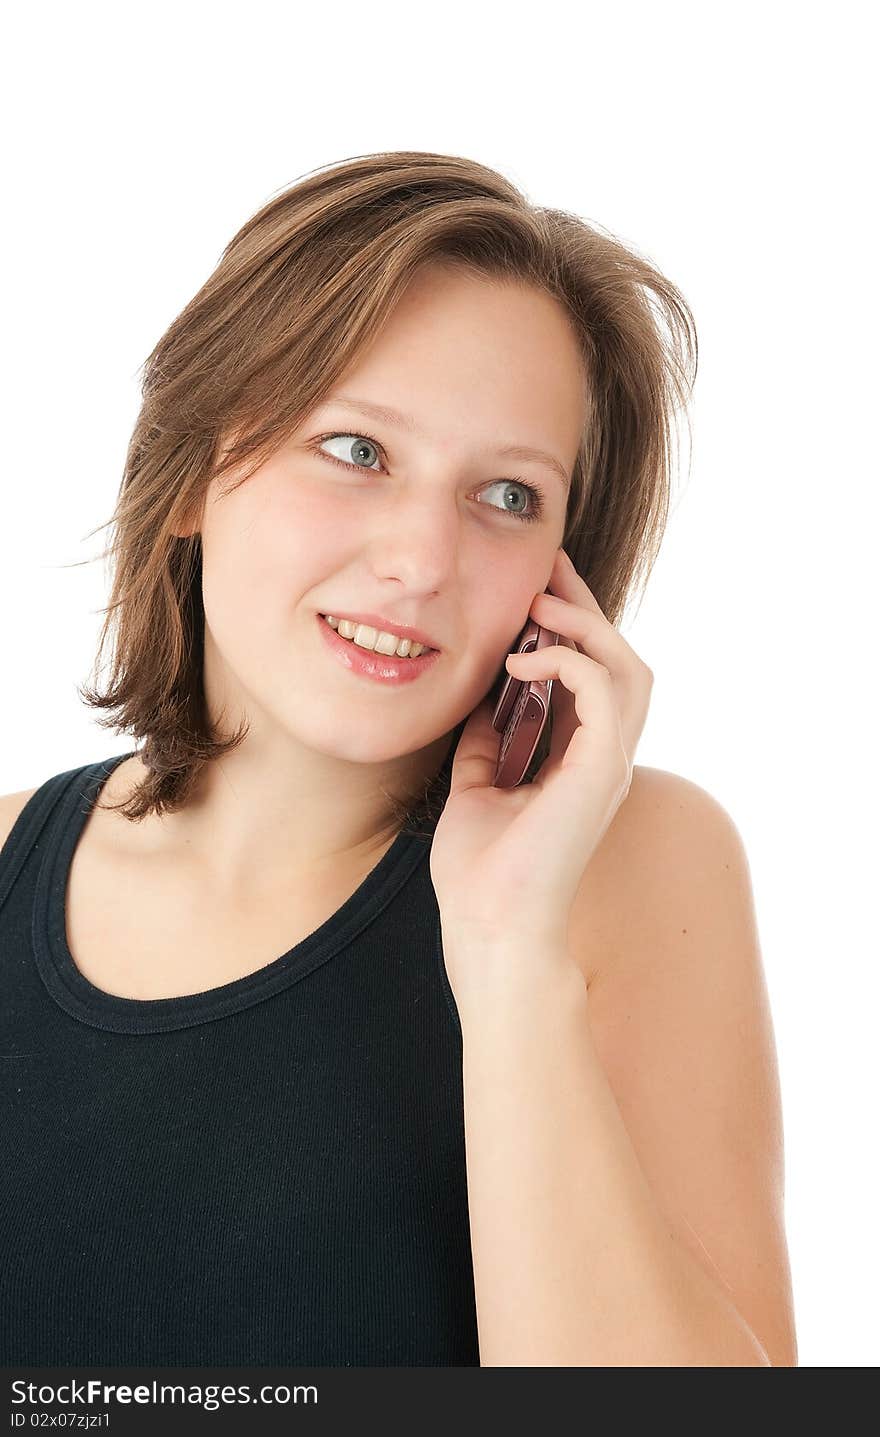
top-left (325, 394), bottom-right (571, 489)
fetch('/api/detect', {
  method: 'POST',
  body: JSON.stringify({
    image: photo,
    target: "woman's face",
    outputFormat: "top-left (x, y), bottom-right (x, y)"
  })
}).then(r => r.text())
top-left (194, 263), bottom-right (588, 768)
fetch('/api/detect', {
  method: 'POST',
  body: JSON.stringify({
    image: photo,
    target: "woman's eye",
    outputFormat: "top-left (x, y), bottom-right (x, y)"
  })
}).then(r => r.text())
top-left (480, 480), bottom-right (544, 523)
top-left (313, 430), bottom-right (546, 525)
top-left (317, 432), bottom-right (384, 471)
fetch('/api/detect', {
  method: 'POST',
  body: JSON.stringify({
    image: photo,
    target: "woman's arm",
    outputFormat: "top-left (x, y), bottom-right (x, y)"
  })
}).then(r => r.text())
top-left (449, 767), bottom-right (796, 1367)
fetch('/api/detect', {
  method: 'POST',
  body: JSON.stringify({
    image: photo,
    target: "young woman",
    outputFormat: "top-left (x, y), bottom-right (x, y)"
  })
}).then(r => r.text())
top-left (0, 150), bottom-right (797, 1367)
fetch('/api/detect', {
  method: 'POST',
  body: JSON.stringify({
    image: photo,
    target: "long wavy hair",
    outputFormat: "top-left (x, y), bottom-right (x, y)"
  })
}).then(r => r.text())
top-left (76, 149), bottom-right (697, 839)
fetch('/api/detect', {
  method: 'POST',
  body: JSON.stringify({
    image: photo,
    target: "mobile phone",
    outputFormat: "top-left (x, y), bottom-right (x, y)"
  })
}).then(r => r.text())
top-left (490, 598), bottom-right (560, 788)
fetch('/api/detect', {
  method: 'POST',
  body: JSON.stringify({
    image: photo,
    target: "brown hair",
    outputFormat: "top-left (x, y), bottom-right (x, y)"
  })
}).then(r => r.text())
top-left (75, 149), bottom-right (697, 838)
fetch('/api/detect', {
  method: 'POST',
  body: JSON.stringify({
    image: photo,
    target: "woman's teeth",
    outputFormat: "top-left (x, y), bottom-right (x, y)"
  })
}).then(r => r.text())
top-left (321, 615), bottom-right (430, 659)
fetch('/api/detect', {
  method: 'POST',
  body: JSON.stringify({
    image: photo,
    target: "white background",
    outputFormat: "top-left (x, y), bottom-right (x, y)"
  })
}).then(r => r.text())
top-left (1, 0), bottom-right (876, 1367)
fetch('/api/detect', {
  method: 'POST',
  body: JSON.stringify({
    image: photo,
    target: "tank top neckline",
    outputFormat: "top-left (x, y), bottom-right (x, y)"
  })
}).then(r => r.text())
top-left (32, 749), bottom-right (441, 1035)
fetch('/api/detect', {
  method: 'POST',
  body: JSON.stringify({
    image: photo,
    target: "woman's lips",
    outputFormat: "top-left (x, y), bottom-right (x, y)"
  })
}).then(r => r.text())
top-left (315, 613), bottom-right (442, 685)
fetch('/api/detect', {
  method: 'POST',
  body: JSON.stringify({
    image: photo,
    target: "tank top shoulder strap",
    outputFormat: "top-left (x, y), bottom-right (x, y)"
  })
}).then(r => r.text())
top-left (0, 758), bottom-right (103, 920)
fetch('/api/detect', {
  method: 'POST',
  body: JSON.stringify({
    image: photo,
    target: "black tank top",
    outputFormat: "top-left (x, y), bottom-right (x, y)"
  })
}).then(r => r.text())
top-left (0, 750), bottom-right (480, 1366)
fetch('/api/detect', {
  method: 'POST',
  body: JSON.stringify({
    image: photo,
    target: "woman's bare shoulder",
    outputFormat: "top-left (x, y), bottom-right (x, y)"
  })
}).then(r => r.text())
top-left (568, 763), bottom-right (746, 988)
